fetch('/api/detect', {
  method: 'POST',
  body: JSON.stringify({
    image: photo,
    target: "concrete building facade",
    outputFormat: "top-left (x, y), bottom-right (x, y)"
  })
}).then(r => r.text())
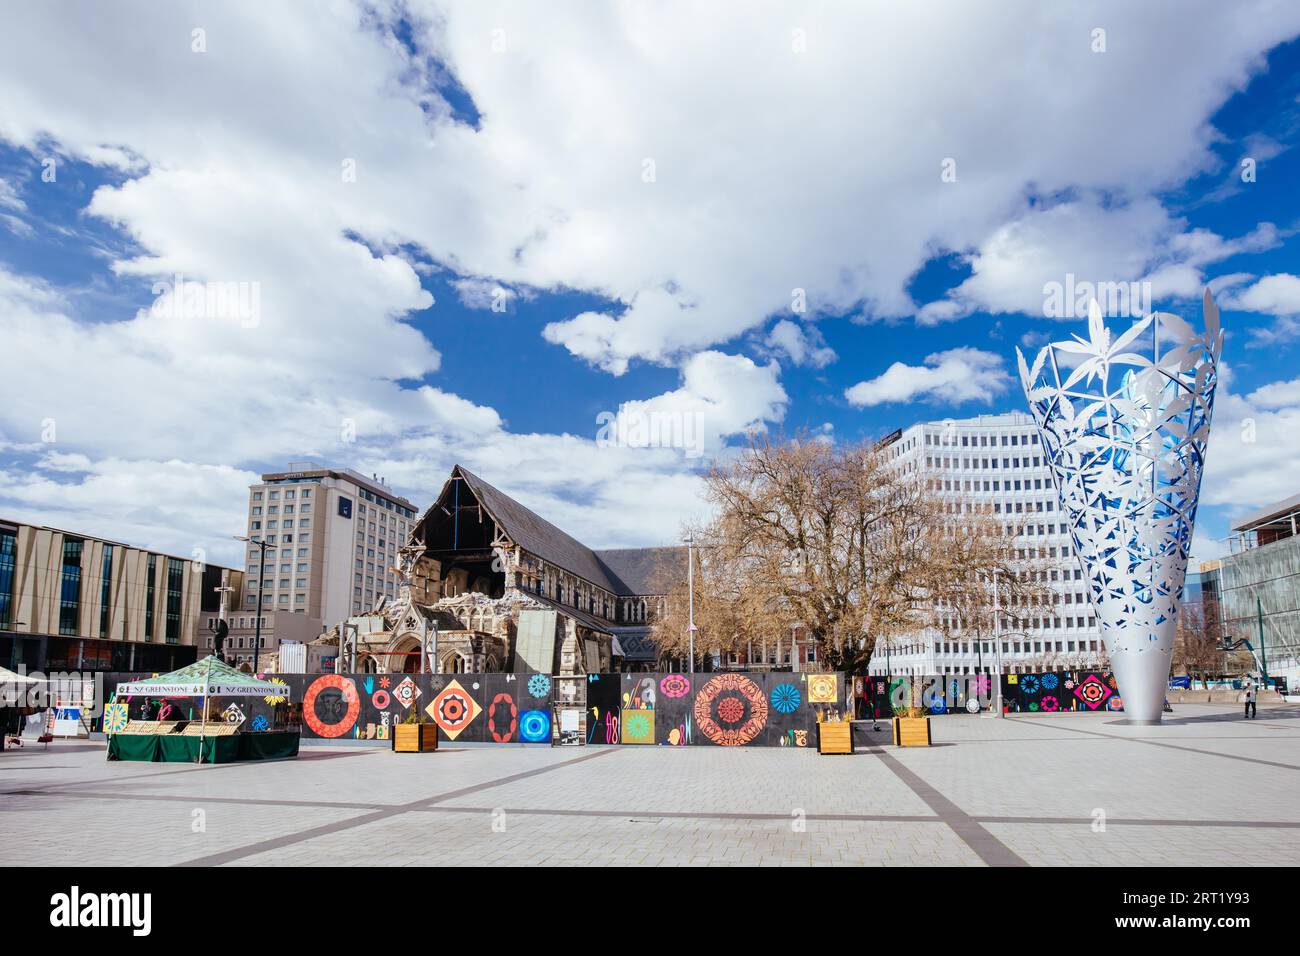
top-left (866, 412), bottom-right (1108, 677)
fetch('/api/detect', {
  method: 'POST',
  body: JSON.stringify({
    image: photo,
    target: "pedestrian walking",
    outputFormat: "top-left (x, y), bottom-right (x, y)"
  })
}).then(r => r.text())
top-left (1244, 682), bottom-right (1257, 719)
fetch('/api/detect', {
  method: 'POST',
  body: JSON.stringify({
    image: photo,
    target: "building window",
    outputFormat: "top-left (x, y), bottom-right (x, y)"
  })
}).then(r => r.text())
top-left (59, 538), bottom-right (84, 636)
top-left (100, 544), bottom-right (114, 636)
top-left (165, 557), bottom-right (184, 644)
top-left (0, 528), bottom-right (16, 629)
top-left (145, 554), bottom-right (157, 639)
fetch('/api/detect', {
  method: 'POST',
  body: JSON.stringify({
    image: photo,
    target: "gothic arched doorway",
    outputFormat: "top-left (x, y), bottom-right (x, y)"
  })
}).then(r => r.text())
top-left (439, 650), bottom-right (469, 674)
top-left (387, 637), bottom-right (422, 674)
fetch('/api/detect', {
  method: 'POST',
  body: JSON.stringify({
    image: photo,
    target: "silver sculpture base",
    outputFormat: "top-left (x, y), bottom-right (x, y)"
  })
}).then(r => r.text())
top-left (1107, 718), bottom-right (1164, 727)
top-left (1106, 621), bottom-right (1175, 725)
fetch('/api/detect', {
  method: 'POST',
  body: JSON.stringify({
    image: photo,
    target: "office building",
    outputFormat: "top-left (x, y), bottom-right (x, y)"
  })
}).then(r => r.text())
top-left (866, 412), bottom-right (1107, 676)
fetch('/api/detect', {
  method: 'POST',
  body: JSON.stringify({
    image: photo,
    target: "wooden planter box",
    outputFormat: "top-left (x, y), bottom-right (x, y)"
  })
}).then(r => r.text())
top-left (892, 716), bottom-right (931, 747)
top-left (392, 723), bottom-right (438, 753)
top-left (817, 721), bottom-right (854, 755)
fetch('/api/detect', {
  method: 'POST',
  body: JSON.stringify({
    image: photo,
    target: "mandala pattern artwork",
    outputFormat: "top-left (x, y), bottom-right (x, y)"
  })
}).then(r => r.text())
top-left (659, 674), bottom-right (691, 698)
top-left (527, 673), bottom-right (551, 698)
top-left (103, 701), bottom-right (129, 734)
top-left (302, 674), bottom-right (360, 738)
top-left (806, 674), bottom-right (837, 704)
top-left (1073, 674), bottom-right (1113, 710)
top-left (488, 692), bottom-right (517, 743)
top-left (770, 683), bottom-right (801, 714)
top-left (519, 709), bottom-right (551, 743)
top-left (1019, 293), bottom-right (1220, 723)
top-left (391, 676), bottom-right (421, 710)
top-left (622, 709), bottom-right (655, 745)
top-left (694, 674), bottom-right (768, 746)
top-left (426, 678), bottom-right (482, 740)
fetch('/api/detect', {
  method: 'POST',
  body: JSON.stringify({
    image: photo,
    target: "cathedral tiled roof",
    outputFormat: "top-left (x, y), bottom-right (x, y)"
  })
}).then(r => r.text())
top-left (451, 466), bottom-right (685, 598)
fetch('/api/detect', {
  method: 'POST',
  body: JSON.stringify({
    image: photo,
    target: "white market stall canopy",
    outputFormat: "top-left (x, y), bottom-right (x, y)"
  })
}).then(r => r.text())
top-left (0, 665), bottom-right (45, 685)
top-left (115, 656), bottom-right (292, 699)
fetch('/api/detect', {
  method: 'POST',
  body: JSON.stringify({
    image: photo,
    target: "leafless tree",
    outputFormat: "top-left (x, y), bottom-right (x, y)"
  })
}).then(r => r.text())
top-left (1174, 601), bottom-right (1222, 680)
top-left (650, 431), bottom-right (1044, 677)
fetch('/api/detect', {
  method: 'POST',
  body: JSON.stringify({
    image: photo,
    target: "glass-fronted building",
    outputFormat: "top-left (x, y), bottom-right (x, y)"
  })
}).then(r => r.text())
top-left (0, 518), bottom-right (240, 673)
top-left (1206, 494), bottom-right (1300, 686)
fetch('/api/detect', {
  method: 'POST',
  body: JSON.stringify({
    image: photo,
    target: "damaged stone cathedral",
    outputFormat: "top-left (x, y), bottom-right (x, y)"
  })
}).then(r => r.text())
top-left (332, 465), bottom-right (685, 678)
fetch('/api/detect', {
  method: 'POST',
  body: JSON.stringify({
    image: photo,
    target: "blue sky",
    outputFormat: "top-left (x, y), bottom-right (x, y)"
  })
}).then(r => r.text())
top-left (1, 2), bottom-right (1298, 568)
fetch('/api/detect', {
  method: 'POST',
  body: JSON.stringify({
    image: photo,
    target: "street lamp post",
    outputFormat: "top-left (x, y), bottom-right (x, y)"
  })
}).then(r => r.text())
top-left (233, 535), bottom-right (269, 673)
top-left (989, 572), bottom-right (1005, 718)
top-left (685, 532), bottom-right (696, 675)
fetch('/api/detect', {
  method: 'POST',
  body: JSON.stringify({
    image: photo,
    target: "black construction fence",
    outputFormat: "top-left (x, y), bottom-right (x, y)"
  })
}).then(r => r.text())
top-left (99, 670), bottom-right (853, 748)
top-left (859, 671), bottom-right (1125, 716)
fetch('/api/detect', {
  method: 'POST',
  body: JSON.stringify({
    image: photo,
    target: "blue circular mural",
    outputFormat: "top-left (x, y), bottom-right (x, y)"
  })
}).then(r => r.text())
top-left (519, 709), bottom-right (551, 742)
top-left (770, 683), bottom-right (801, 713)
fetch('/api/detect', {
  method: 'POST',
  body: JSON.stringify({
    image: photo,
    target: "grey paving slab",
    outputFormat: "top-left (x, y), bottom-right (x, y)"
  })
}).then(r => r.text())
top-left (3, 702), bottom-right (1296, 866)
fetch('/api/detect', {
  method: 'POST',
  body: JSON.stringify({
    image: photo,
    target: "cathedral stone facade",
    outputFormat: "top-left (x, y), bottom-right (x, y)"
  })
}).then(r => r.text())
top-left (334, 466), bottom-right (683, 677)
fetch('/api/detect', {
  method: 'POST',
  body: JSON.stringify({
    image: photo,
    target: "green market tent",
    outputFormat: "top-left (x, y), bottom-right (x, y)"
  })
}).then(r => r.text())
top-left (110, 656), bottom-right (297, 763)
top-left (115, 656), bottom-right (292, 698)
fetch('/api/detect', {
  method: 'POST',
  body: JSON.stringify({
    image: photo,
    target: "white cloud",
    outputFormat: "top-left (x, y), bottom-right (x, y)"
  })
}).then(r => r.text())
top-left (422, 1), bottom-right (1300, 367)
top-left (763, 319), bottom-right (837, 368)
top-left (1246, 376), bottom-right (1300, 408)
top-left (844, 348), bottom-right (1010, 407)
top-left (0, 178), bottom-right (24, 212)
top-left (605, 351), bottom-right (787, 457)
top-left (0, 176), bottom-right (32, 237)
top-left (1222, 273), bottom-right (1300, 314)
top-left (1217, 273), bottom-right (1300, 343)
top-left (920, 195), bottom-right (1280, 322)
top-left (0, 1), bottom-right (1298, 564)
top-left (1199, 381), bottom-right (1300, 518)
top-left (452, 276), bottom-right (528, 311)
top-left (0, 454), bottom-right (258, 566)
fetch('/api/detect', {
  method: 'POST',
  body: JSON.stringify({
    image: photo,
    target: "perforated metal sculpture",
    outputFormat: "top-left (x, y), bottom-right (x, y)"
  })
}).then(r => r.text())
top-left (1018, 291), bottom-right (1221, 723)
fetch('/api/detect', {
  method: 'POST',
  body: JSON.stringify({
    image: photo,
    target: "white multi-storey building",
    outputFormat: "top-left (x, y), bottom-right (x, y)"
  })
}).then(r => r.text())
top-left (242, 462), bottom-right (419, 637)
top-left (867, 413), bottom-right (1107, 677)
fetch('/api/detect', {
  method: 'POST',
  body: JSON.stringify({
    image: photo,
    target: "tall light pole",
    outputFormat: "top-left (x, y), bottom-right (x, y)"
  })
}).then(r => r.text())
top-left (685, 532), bottom-right (696, 675)
top-left (233, 535), bottom-right (268, 673)
top-left (988, 572), bottom-right (1005, 718)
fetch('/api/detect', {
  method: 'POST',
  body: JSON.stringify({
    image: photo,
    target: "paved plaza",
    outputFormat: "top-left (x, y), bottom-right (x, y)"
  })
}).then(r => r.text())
top-left (3, 702), bottom-right (1299, 867)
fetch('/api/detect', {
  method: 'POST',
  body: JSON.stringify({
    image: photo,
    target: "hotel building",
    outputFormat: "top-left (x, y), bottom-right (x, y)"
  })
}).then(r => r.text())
top-left (240, 463), bottom-right (419, 638)
top-left (866, 412), bottom-right (1107, 677)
